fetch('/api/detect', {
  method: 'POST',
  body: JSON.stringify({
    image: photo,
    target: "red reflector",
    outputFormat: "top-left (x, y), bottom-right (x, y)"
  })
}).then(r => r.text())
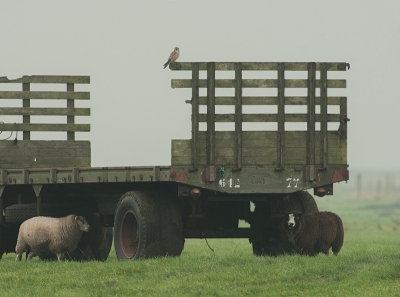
top-left (342, 170), bottom-right (349, 177)
top-left (332, 170), bottom-right (343, 182)
top-left (170, 171), bottom-right (177, 178)
top-left (176, 171), bottom-right (187, 183)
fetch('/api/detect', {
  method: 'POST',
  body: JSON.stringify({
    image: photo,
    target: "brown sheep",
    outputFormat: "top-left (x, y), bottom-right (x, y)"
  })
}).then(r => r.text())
top-left (280, 211), bottom-right (344, 256)
top-left (15, 215), bottom-right (90, 261)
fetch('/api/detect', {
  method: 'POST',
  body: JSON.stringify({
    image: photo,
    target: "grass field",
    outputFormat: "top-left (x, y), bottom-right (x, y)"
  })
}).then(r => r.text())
top-left (1, 188), bottom-right (400, 297)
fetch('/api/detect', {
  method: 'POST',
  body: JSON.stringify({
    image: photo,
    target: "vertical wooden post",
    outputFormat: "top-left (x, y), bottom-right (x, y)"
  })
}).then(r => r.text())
top-left (191, 63), bottom-right (199, 171)
top-left (320, 63), bottom-right (328, 168)
top-left (22, 82), bottom-right (30, 140)
top-left (339, 97), bottom-right (348, 138)
top-left (234, 62), bottom-right (242, 171)
top-left (307, 62), bottom-right (316, 165)
top-left (277, 62), bottom-right (285, 170)
top-left (67, 83), bottom-right (75, 140)
top-left (206, 62), bottom-right (216, 181)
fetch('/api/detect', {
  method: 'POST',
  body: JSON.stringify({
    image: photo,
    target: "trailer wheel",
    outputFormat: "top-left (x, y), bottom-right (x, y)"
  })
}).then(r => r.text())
top-left (251, 191), bottom-right (318, 256)
top-left (0, 225), bottom-right (19, 259)
top-left (114, 191), bottom-right (161, 260)
top-left (297, 190), bottom-right (319, 212)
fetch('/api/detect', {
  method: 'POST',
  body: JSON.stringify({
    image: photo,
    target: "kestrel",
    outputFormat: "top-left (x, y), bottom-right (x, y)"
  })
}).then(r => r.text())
top-left (163, 47), bottom-right (180, 69)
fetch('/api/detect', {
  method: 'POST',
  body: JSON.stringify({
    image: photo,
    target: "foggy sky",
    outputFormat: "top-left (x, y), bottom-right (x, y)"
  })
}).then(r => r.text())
top-left (1, 1), bottom-right (399, 172)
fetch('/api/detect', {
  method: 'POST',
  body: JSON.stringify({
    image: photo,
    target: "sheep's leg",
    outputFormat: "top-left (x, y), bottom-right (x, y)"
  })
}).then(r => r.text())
top-left (15, 253), bottom-right (22, 261)
top-left (57, 253), bottom-right (65, 262)
top-left (27, 251), bottom-right (37, 260)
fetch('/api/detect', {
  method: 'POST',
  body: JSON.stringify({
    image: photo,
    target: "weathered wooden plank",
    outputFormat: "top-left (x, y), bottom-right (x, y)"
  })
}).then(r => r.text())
top-left (235, 62), bottom-right (243, 169)
top-left (0, 107), bottom-right (90, 116)
top-left (320, 63), bottom-right (328, 168)
top-left (0, 75), bottom-right (90, 84)
top-left (285, 132), bottom-right (346, 147)
top-left (171, 156), bottom-right (192, 166)
top-left (191, 62), bottom-right (200, 170)
top-left (0, 91), bottom-right (90, 100)
top-left (22, 83), bottom-right (30, 140)
top-left (199, 131), bottom-right (235, 140)
top-left (169, 62), bottom-right (349, 71)
top-left (277, 62), bottom-right (285, 169)
top-left (243, 156), bottom-right (277, 166)
top-left (1, 157), bottom-right (90, 166)
top-left (242, 147), bottom-right (277, 157)
top-left (192, 96), bottom-right (343, 106)
top-left (206, 62), bottom-right (216, 176)
top-left (172, 130), bottom-right (346, 166)
top-left (199, 114), bottom-right (278, 122)
top-left (172, 79), bottom-right (346, 89)
top-left (0, 140), bottom-right (90, 149)
top-left (307, 62), bottom-right (316, 165)
top-left (182, 135), bottom-right (276, 148)
top-left (171, 140), bottom-right (191, 155)
top-left (285, 148), bottom-right (307, 165)
top-left (67, 83), bottom-right (75, 141)
top-left (242, 131), bottom-right (278, 140)
top-left (0, 140), bottom-right (91, 169)
top-left (0, 123), bottom-right (90, 132)
top-left (197, 113), bottom-right (341, 123)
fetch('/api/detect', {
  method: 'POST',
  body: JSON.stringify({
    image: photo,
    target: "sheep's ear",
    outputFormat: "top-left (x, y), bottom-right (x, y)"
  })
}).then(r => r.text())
top-left (75, 216), bottom-right (78, 221)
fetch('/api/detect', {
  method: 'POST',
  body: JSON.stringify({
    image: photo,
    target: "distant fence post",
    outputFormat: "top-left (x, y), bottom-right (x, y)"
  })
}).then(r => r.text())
top-left (357, 173), bottom-right (362, 198)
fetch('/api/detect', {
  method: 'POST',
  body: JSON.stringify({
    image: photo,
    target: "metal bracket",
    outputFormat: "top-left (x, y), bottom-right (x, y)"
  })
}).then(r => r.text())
top-left (206, 166), bottom-right (216, 182)
top-left (0, 169), bottom-right (5, 185)
top-left (32, 184), bottom-right (43, 197)
top-left (304, 165), bottom-right (318, 182)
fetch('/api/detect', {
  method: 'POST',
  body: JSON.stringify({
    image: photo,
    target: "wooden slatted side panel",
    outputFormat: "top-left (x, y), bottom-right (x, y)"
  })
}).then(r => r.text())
top-left (0, 140), bottom-right (90, 168)
top-left (171, 62), bottom-right (349, 168)
top-left (0, 75), bottom-right (90, 137)
top-left (0, 75), bottom-right (91, 168)
top-left (172, 131), bottom-right (347, 166)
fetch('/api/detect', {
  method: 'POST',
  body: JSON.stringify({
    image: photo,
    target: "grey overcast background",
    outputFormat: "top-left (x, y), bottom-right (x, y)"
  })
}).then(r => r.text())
top-left (1, 1), bottom-right (399, 171)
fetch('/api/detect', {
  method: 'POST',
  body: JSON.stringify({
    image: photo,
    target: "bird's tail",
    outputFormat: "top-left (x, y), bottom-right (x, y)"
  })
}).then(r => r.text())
top-left (163, 60), bottom-right (171, 69)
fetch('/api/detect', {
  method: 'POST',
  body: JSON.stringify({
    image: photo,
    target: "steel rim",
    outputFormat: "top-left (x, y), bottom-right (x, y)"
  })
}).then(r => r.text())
top-left (120, 210), bottom-right (139, 258)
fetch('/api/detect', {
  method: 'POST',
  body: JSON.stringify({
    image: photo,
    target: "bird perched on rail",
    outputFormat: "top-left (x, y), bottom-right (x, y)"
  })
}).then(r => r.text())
top-left (163, 47), bottom-right (180, 69)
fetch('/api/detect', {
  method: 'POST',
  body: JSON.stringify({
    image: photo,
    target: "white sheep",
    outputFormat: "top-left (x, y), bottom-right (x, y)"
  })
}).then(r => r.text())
top-left (15, 215), bottom-right (90, 261)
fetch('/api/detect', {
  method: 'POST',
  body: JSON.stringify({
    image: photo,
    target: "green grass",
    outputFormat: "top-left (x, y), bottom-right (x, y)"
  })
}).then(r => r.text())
top-left (1, 191), bottom-right (400, 297)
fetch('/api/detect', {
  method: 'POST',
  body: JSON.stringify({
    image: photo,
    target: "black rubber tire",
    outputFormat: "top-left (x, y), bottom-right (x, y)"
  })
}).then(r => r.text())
top-left (114, 191), bottom-right (162, 260)
top-left (94, 227), bottom-right (113, 261)
top-left (0, 225), bottom-right (19, 259)
top-left (5, 203), bottom-right (64, 223)
top-left (297, 191), bottom-right (319, 212)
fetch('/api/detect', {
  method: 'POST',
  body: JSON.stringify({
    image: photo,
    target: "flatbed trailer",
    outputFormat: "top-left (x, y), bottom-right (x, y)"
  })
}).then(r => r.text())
top-left (0, 62), bottom-right (350, 260)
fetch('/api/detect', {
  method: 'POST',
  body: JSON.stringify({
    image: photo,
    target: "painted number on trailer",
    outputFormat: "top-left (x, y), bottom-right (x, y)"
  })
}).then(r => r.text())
top-left (286, 176), bottom-right (300, 188)
top-left (219, 178), bottom-right (240, 188)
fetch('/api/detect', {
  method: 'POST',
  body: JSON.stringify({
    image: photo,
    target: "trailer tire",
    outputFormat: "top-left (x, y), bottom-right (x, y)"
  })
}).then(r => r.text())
top-left (297, 191), bottom-right (319, 212)
top-left (94, 227), bottom-right (114, 261)
top-left (0, 225), bottom-right (19, 259)
top-left (114, 191), bottom-right (161, 260)
top-left (5, 203), bottom-right (63, 223)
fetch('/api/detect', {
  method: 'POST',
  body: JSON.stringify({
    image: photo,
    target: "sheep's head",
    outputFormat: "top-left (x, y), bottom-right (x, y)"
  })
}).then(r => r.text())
top-left (284, 212), bottom-right (302, 231)
top-left (75, 216), bottom-right (91, 232)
